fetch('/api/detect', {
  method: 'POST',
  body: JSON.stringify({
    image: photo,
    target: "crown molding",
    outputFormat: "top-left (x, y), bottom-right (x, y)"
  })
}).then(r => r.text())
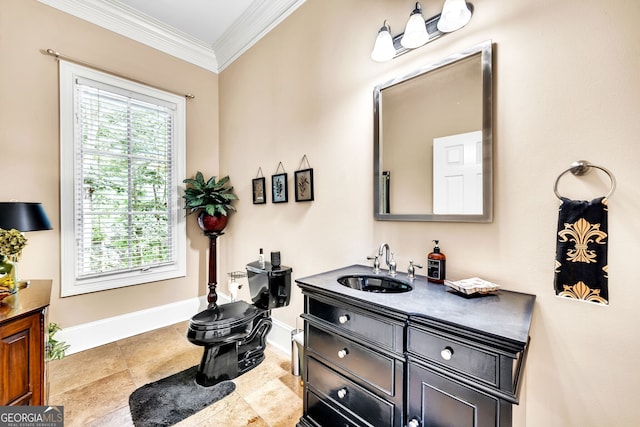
top-left (213, 0), bottom-right (307, 72)
top-left (38, 0), bottom-right (218, 72)
top-left (38, 0), bottom-right (306, 74)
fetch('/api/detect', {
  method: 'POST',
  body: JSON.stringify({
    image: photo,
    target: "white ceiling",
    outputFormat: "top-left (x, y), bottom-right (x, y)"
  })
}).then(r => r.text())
top-left (38, 0), bottom-right (306, 72)
top-left (116, 0), bottom-right (255, 47)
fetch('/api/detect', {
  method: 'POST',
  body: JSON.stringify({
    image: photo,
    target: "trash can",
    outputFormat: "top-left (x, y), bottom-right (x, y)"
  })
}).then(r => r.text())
top-left (291, 328), bottom-right (304, 376)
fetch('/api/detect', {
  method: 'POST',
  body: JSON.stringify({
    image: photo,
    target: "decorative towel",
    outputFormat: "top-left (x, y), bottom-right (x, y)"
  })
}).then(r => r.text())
top-left (554, 197), bottom-right (608, 304)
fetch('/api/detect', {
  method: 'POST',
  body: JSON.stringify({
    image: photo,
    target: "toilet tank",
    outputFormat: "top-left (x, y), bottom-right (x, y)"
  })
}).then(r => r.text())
top-left (246, 261), bottom-right (292, 310)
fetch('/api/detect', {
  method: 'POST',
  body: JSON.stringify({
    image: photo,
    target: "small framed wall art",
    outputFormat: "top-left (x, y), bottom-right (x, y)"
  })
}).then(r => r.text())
top-left (272, 173), bottom-right (288, 203)
top-left (271, 162), bottom-right (288, 203)
top-left (295, 168), bottom-right (314, 202)
top-left (252, 177), bottom-right (266, 204)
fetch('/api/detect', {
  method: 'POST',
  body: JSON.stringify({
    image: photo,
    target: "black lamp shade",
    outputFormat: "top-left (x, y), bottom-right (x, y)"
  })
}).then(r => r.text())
top-left (0, 202), bottom-right (52, 232)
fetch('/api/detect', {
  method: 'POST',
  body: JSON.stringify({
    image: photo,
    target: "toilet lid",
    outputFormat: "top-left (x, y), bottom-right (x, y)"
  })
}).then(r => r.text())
top-left (190, 301), bottom-right (261, 330)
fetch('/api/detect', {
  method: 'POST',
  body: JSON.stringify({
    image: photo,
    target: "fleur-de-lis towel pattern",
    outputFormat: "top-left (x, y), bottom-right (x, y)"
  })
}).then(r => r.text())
top-left (554, 197), bottom-right (608, 304)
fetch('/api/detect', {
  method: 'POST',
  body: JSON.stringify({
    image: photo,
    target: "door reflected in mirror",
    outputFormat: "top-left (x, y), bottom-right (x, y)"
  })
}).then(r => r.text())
top-left (374, 41), bottom-right (493, 222)
top-left (433, 130), bottom-right (483, 215)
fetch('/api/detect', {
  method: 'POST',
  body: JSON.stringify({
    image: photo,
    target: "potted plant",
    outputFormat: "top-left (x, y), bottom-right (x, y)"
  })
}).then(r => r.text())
top-left (46, 323), bottom-right (69, 361)
top-left (183, 172), bottom-right (238, 232)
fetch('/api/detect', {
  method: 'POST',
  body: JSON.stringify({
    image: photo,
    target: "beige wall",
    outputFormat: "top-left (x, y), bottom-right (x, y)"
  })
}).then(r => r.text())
top-left (0, 0), bottom-right (219, 326)
top-left (220, 0), bottom-right (640, 425)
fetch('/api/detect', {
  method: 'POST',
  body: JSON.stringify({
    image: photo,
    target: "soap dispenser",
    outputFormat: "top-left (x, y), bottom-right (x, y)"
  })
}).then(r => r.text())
top-left (427, 240), bottom-right (446, 284)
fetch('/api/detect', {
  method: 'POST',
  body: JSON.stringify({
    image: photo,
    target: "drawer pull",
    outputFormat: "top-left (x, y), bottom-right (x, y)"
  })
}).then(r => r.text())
top-left (440, 347), bottom-right (454, 361)
top-left (407, 417), bottom-right (421, 427)
top-left (337, 348), bottom-right (349, 359)
top-left (338, 314), bottom-right (350, 324)
top-left (337, 387), bottom-right (348, 399)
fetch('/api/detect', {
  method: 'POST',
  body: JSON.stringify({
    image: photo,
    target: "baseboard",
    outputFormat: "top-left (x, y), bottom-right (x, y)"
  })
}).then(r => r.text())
top-left (268, 316), bottom-right (295, 355)
top-left (56, 296), bottom-right (206, 355)
top-left (56, 293), bottom-right (297, 357)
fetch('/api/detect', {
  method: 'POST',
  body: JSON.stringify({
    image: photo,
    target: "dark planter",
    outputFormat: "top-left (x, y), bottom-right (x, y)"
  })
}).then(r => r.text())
top-left (197, 212), bottom-right (228, 232)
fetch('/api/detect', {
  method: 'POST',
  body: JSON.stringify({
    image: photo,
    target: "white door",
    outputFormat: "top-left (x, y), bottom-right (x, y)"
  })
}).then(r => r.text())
top-left (433, 131), bottom-right (483, 215)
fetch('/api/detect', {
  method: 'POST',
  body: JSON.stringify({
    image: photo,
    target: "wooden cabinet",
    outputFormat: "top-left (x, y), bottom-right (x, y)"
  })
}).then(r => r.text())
top-left (295, 265), bottom-right (535, 427)
top-left (0, 280), bottom-right (52, 406)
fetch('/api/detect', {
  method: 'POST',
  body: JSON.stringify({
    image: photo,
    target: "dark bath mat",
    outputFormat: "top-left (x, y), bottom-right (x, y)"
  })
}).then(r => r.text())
top-left (129, 365), bottom-right (235, 427)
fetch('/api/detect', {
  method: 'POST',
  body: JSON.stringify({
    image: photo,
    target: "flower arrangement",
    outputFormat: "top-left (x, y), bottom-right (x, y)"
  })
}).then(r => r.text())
top-left (0, 228), bottom-right (27, 261)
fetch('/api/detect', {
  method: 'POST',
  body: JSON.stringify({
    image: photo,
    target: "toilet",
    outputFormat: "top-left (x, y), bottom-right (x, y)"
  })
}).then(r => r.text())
top-left (187, 260), bottom-right (292, 387)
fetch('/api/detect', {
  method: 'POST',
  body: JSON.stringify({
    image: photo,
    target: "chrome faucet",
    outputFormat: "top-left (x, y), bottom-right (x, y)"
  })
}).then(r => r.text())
top-left (388, 252), bottom-right (397, 276)
top-left (377, 243), bottom-right (397, 276)
top-left (378, 243), bottom-right (390, 269)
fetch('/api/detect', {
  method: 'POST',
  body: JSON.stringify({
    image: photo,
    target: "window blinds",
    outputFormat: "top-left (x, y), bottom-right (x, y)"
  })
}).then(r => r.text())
top-left (74, 77), bottom-right (177, 279)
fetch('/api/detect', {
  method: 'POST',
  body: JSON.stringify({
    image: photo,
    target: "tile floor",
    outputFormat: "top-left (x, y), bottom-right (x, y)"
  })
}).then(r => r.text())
top-left (47, 321), bottom-right (304, 426)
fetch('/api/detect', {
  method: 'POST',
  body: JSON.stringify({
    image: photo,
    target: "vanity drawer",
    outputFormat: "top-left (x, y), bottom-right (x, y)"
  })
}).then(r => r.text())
top-left (307, 324), bottom-right (398, 396)
top-left (307, 357), bottom-right (396, 427)
top-left (306, 388), bottom-right (363, 427)
top-left (408, 325), bottom-right (499, 387)
top-left (307, 297), bottom-right (401, 351)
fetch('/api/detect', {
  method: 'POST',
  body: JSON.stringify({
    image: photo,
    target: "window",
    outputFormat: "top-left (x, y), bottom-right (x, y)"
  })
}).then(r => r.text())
top-left (59, 61), bottom-right (186, 297)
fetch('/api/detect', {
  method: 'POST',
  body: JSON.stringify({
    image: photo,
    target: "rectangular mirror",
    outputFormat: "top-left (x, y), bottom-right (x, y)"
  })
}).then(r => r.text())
top-left (374, 41), bottom-right (493, 222)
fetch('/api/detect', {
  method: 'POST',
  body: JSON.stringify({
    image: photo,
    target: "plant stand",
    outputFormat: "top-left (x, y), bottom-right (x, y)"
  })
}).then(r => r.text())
top-left (204, 231), bottom-right (223, 307)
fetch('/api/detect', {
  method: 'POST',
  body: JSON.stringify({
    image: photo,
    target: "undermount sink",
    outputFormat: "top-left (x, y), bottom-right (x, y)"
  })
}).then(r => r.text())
top-left (337, 275), bottom-right (412, 293)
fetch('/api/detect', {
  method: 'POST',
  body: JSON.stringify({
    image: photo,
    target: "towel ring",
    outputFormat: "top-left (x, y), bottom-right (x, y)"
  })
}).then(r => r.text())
top-left (554, 160), bottom-right (616, 200)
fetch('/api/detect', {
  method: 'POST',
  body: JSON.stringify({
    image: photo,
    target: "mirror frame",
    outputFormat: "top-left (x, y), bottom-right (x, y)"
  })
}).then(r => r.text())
top-left (373, 40), bottom-right (493, 222)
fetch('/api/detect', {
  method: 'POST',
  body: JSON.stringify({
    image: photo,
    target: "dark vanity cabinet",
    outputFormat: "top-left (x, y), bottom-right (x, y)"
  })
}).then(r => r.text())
top-left (301, 294), bottom-right (406, 427)
top-left (296, 265), bottom-right (535, 427)
top-left (406, 319), bottom-right (527, 427)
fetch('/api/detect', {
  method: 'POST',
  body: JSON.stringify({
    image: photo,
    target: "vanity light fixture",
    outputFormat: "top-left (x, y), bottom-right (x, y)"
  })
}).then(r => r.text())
top-left (401, 3), bottom-right (430, 49)
top-left (371, 21), bottom-right (396, 62)
top-left (371, 1), bottom-right (474, 62)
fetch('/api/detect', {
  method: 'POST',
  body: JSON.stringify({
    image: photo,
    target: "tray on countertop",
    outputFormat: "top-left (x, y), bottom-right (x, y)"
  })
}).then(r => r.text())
top-left (444, 277), bottom-right (500, 295)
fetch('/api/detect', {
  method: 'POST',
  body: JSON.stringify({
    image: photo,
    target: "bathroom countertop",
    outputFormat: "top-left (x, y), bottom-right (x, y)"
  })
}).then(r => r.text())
top-left (296, 264), bottom-right (535, 348)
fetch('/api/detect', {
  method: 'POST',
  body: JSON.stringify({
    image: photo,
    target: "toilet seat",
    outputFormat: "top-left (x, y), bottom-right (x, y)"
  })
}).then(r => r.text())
top-left (188, 301), bottom-right (266, 346)
top-left (190, 300), bottom-right (262, 332)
